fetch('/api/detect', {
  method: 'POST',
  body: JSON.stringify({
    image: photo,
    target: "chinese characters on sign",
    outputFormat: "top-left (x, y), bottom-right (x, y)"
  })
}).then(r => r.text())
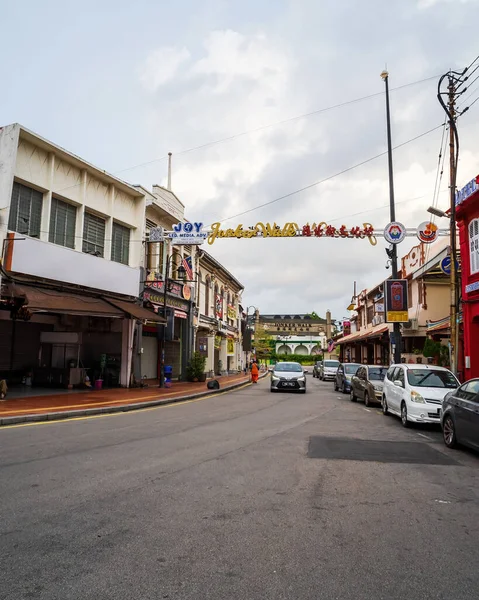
top-left (215, 294), bottom-right (223, 319)
top-left (207, 222), bottom-right (377, 246)
top-left (227, 338), bottom-right (234, 355)
top-left (385, 280), bottom-right (409, 323)
top-left (227, 305), bottom-right (236, 320)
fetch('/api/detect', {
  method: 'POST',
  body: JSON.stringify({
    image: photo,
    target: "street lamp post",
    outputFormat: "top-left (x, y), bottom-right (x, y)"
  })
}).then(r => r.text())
top-left (381, 70), bottom-right (402, 365)
top-left (159, 255), bottom-right (186, 388)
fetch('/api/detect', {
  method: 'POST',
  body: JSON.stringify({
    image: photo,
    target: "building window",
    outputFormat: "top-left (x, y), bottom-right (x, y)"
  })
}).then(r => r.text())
top-left (408, 279), bottom-right (413, 308)
top-left (83, 212), bottom-right (105, 257)
top-left (8, 181), bottom-right (43, 237)
top-left (111, 222), bottom-right (130, 265)
top-left (469, 219), bottom-right (479, 275)
top-left (49, 197), bottom-right (76, 249)
top-left (418, 280), bottom-right (423, 305)
top-left (204, 277), bottom-right (210, 317)
top-left (367, 305), bottom-right (374, 324)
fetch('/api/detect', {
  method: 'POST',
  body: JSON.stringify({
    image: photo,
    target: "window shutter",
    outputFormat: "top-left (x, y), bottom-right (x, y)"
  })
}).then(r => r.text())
top-left (83, 212), bottom-right (105, 256)
top-left (111, 223), bottom-right (130, 265)
top-left (49, 198), bottom-right (76, 248)
top-left (8, 182), bottom-right (43, 237)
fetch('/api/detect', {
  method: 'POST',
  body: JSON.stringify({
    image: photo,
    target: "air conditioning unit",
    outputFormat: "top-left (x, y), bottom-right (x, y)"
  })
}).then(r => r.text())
top-left (403, 318), bottom-right (419, 331)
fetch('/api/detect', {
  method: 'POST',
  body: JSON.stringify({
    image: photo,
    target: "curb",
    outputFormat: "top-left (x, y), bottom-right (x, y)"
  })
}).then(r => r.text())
top-left (0, 372), bottom-right (269, 427)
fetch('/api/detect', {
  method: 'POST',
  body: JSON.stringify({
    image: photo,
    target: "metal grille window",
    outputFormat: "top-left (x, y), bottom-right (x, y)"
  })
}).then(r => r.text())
top-left (8, 181), bottom-right (43, 237)
top-left (49, 197), bottom-right (76, 248)
top-left (83, 212), bottom-right (105, 257)
top-left (111, 222), bottom-right (130, 265)
top-left (469, 219), bottom-right (479, 275)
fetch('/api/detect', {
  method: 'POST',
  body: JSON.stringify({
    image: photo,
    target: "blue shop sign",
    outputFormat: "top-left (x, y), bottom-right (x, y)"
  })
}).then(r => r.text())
top-left (456, 175), bottom-right (479, 207)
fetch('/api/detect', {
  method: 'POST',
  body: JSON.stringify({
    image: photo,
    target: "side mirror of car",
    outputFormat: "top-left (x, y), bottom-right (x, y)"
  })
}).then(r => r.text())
top-left (303, 369), bottom-right (308, 374)
top-left (394, 380), bottom-right (403, 388)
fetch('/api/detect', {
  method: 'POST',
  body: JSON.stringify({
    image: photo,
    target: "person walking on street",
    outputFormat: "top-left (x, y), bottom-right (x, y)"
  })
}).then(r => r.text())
top-left (251, 361), bottom-right (259, 384)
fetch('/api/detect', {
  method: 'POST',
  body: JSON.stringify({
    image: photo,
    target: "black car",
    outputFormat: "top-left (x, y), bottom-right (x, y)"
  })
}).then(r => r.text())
top-left (334, 363), bottom-right (361, 394)
top-left (312, 361), bottom-right (322, 378)
top-left (441, 378), bottom-right (479, 451)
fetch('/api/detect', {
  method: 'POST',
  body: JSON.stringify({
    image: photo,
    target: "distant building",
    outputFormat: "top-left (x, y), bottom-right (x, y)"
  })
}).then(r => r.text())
top-left (255, 312), bottom-right (333, 356)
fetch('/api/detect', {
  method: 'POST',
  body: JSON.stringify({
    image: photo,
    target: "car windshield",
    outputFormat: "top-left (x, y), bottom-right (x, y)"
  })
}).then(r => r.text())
top-left (344, 364), bottom-right (360, 374)
top-left (274, 363), bottom-right (303, 372)
top-left (324, 361), bottom-right (339, 368)
top-left (407, 369), bottom-right (458, 389)
top-left (368, 367), bottom-right (387, 381)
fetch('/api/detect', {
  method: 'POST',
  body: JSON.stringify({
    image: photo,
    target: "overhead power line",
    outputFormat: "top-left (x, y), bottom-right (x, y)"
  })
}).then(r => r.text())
top-left (113, 74), bottom-right (440, 176)
top-left (214, 123), bottom-right (444, 224)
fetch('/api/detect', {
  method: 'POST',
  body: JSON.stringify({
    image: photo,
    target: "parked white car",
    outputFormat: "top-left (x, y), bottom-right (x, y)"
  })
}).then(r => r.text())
top-left (382, 364), bottom-right (459, 427)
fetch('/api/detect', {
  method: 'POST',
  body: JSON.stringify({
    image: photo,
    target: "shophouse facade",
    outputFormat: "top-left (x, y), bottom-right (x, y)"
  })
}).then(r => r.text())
top-left (0, 123), bottom-right (162, 390)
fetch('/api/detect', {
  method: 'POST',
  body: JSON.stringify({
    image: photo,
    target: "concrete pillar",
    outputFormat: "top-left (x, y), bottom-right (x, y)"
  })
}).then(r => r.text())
top-left (206, 333), bottom-right (215, 375)
top-left (104, 185), bottom-right (114, 260)
top-left (326, 310), bottom-right (332, 339)
top-left (220, 337), bottom-right (227, 373)
top-left (120, 318), bottom-right (135, 387)
top-left (74, 170), bottom-right (87, 252)
top-left (40, 152), bottom-right (55, 242)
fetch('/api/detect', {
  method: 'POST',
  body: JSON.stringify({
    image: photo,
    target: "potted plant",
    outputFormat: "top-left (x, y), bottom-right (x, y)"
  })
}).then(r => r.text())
top-left (413, 349), bottom-right (422, 363)
top-left (423, 338), bottom-right (441, 365)
top-left (186, 352), bottom-right (207, 382)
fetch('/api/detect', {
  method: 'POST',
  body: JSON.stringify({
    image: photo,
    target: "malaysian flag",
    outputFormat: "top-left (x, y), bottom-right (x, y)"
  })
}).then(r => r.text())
top-left (182, 255), bottom-right (193, 280)
top-left (327, 339), bottom-right (336, 353)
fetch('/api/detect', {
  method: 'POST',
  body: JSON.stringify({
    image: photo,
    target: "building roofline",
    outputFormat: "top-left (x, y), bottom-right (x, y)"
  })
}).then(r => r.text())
top-left (198, 249), bottom-right (244, 290)
top-left (10, 123), bottom-right (144, 199)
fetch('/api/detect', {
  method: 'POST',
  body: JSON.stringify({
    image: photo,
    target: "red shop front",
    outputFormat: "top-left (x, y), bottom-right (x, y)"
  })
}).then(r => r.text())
top-left (456, 174), bottom-right (479, 380)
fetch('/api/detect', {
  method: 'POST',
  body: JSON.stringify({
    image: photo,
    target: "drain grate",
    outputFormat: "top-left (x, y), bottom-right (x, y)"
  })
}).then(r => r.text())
top-left (307, 436), bottom-right (458, 465)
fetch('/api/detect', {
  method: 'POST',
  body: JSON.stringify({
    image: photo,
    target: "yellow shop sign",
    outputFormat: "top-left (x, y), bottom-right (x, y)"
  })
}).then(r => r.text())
top-left (207, 222), bottom-right (377, 246)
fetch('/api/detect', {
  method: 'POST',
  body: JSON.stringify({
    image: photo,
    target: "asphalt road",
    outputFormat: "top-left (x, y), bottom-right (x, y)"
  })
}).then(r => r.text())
top-left (1, 376), bottom-right (479, 600)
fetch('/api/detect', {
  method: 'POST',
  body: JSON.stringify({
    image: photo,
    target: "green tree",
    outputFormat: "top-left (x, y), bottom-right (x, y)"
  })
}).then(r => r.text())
top-left (253, 324), bottom-right (274, 359)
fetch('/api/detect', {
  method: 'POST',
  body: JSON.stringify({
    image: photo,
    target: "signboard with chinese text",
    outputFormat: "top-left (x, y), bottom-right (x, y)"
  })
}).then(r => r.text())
top-left (207, 221), bottom-right (377, 246)
top-left (227, 338), bottom-right (234, 355)
top-left (227, 304), bottom-right (236, 320)
top-left (385, 280), bottom-right (409, 323)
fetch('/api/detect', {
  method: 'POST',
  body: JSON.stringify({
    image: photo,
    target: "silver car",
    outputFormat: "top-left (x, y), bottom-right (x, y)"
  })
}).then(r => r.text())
top-left (270, 361), bottom-right (307, 393)
top-left (319, 359), bottom-right (340, 381)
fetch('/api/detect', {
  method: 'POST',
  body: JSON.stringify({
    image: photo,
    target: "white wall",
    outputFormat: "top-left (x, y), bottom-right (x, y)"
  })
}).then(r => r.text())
top-left (10, 236), bottom-right (140, 297)
top-left (0, 124), bottom-right (145, 292)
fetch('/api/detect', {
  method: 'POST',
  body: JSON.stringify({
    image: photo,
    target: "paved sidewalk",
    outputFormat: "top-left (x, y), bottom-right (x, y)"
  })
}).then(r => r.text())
top-left (0, 372), bottom-right (265, 426)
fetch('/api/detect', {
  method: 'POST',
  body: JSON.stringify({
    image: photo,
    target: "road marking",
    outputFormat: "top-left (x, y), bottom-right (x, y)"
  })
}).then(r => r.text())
top-left (417, 433), bottom-right (434, 441)
top-left (435, 499), bottom-right (451, 504)
top-left (363, 408), bottom-right (371, 412)
top-left (0, 382), bottom-right (253, 430)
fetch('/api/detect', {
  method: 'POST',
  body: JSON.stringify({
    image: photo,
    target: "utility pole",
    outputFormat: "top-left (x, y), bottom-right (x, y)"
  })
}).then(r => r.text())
top-left (448, 75), bottom-right (458, 376)
top-left (381, 70), bottom-right (402, 365)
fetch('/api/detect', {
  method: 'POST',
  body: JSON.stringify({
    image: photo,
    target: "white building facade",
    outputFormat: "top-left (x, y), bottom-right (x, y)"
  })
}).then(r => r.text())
top-left (0, 123), bottom-right (162, 389)
top-left (196, 251), bottom-right (244, 375)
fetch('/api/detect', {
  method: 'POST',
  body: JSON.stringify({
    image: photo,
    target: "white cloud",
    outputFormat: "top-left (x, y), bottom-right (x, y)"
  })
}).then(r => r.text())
top-left (418, 0), bottom-right (478, 7)
top-left (139, 46), bottom-right (191, 91)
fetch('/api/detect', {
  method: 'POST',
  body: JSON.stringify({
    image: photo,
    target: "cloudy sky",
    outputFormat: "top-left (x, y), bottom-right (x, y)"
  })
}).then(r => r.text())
top-left (2, 0), bottom-right (479, 322)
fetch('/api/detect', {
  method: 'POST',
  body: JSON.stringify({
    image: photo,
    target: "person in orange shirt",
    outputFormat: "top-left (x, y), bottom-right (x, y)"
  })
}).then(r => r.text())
top-left (251, 361), bottom-right (259, 384)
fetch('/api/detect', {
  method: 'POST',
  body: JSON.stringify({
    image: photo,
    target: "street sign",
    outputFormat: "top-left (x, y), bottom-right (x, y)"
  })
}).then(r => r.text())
top-left (440, 256), bottom-right (458, 276)
top-left (149, 227), bottom-right (164, 242)
top-left (384, 222), bottom-right (407, 244)
top-left (440, 256), bottom-right (451, 275)
top-left (385, 279), bottom-right (409, 323)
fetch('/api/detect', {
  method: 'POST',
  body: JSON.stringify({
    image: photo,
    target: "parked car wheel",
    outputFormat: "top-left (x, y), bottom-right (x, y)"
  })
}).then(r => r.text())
top-left (401, 402), bottom-right (410, 428)
top-left (382, 395), bottom-right (389, 415)
top-left (443, 414), bottom-right (457, 448)
top-left (350, 388), bottom-right (357, 402)
top-left (342, 382), bottom-right (347, 394)
top-left (333, 379), bottom-right (338, 392)
top-left (364, 392), bottom-right (370, 407)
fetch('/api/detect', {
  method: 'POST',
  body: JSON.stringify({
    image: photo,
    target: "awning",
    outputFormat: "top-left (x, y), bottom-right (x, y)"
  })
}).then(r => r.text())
top-left (174, 310), bottom-right (188, 319)
top-left (105, 298), bottom-right (166, 323)
top-left (357, 324), bottom-right (389, 341)
top-left (337, 324), bottom-right (389, 344)
top-left (337, 332), bottom-right (362, 344)
top-left (4, 284), bottom-right (125, 317)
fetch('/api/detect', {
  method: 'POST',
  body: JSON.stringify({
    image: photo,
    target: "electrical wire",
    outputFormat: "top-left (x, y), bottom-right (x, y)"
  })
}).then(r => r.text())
top-left (213, 123), bottom-right (444, 224)
top-left (52, 73), bottom-right (442, 197)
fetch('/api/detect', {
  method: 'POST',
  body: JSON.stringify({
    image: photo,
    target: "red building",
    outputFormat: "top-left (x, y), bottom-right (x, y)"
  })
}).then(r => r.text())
top-left (456, 174), bottom-right (479, 380)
